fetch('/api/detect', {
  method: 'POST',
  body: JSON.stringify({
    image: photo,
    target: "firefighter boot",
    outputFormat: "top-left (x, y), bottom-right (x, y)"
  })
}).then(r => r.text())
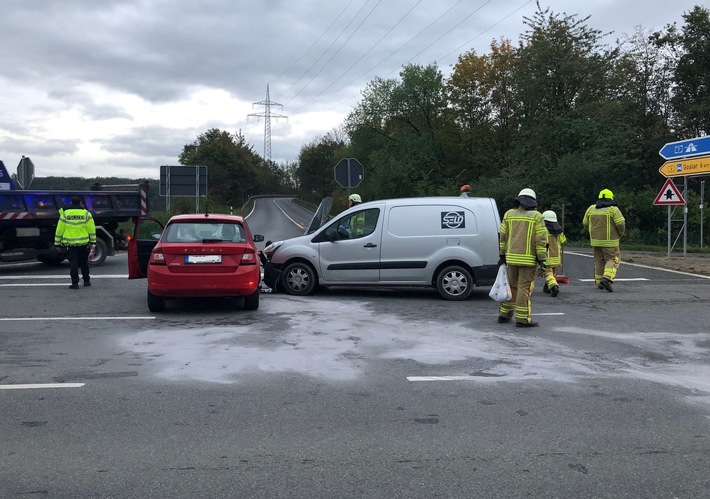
top-left (542, 283), bottom-right (550, 294)
top-left (550, 285), bottom-right (559, 297)
top-left (600, 277), bottom-right (613, 292)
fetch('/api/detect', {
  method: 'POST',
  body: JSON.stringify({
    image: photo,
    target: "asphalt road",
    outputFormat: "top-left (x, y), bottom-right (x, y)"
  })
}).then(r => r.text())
top-left (1, 197), bottom-right (709, 498)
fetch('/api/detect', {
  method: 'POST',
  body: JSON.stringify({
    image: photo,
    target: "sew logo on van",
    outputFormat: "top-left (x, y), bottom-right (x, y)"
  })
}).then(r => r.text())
top-left (441, 211), bottom-right (465, 229)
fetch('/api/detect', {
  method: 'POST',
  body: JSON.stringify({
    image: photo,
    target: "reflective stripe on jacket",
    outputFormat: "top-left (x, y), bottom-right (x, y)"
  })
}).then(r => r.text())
top-left (54, 208), bottom-right (97, 246)
top-left (499, 208), bottom-right (547, 266)
top-left (545, 232), bottom-right (567, 267)
top-left (582, 205), bottom-right (625, 247)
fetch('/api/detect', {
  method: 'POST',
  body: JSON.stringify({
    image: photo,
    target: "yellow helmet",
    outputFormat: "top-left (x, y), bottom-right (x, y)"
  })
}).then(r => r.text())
top-left (598, 189), bottom-right (614, 200)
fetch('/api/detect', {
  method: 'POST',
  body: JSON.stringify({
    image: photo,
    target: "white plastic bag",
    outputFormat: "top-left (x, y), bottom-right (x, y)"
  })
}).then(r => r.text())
top-left (489, 264), bottom-right (512, 302)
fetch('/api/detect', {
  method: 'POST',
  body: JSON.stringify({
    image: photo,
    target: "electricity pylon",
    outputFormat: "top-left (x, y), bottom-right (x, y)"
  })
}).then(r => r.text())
top-left (248, 84), bottom-right (287, 164)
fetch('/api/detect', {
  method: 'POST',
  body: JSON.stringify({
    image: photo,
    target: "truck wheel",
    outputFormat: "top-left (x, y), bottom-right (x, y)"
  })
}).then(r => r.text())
top-left (436, 265), bottom-right (473, 301)
top-left (38, 254), bottom-right (65, 265)
top-left (243, 288), bottom-right (260, 310)
top-left (147, 290), bottom-right (166, 312)
top-left (90, 239), bottom-right (108, 266)
top-left (281, 261), bottom-right (316, 296)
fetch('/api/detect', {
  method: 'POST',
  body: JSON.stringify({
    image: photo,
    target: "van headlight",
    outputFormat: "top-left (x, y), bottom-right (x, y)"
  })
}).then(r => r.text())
top-left (264, 240), bottom-right (284, 257)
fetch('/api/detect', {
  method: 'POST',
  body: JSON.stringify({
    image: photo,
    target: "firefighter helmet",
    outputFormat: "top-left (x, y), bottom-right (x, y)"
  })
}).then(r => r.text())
top-left (542, 210), bottom-right (558, 223)
top-left (598, 189), bottom-right (614, 200)
top-left (348, 194), bottom-right (361, 204)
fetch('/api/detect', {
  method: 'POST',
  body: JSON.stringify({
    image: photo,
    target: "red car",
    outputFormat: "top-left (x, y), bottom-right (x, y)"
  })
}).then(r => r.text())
top-left (128, 214), bottom-right (264, 312)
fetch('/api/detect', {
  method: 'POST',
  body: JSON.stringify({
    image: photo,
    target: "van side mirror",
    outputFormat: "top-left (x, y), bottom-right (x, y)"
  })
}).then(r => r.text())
top-left (253, 234), bottom-right (264, 242)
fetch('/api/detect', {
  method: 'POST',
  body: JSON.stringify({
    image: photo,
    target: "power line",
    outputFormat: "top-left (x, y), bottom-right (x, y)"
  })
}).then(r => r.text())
top-left (294, 0), bottom-right (468, 112)
top-left (276, 0), bottom-right (374, 104)
top-left (308, 0), bottom-right (535, 113)
top-left (283, 0), bottom-right (384, 108)
top-left (271, 0), bottom-right (358, 85)
top-left (293, 0), bottom-right (424, 113)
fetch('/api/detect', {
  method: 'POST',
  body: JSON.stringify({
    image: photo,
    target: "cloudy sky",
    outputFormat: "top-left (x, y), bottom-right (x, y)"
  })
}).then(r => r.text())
top-left (0, 0), bottom-right (702, 180)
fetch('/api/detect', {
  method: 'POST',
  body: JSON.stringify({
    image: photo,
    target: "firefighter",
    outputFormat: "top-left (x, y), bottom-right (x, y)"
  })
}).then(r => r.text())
top-left (541, 210), bottom-right (567, 297)
top-left (497, 188), bottom-right (548, 327)
top-left (459, 184), bottom-right (471, 197)
top-left (54, 196), bottom-right (97, 289)
top-left (582, 189), bottom-right (626, 292)
top-left (347, 194), bottom-right (365, 237)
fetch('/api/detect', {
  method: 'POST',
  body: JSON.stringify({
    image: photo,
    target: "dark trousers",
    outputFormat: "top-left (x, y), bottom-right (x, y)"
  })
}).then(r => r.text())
top-left (67, 245), bottom-right (90, 285)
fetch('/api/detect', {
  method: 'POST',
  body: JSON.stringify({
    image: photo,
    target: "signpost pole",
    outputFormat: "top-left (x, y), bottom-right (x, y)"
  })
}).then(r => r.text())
top-left (684, 176), bottom-right (688, 256)
top-left (701, 180), bottom-right (705, 250)
top-left (667, 206), bottom-right (671, 257)
top-left (347, 159), bottom-right (351, 198)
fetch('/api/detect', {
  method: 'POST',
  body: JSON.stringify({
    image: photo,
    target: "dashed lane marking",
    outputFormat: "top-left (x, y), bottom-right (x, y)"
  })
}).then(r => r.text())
top-left (579, 278), bottom-right (649, 282)
top-left (566, 251), bottom-right (710, 280)
top-left (0, 383), bottom-right (85, 390)
top-left (0, 316), bottom-right (155, 321)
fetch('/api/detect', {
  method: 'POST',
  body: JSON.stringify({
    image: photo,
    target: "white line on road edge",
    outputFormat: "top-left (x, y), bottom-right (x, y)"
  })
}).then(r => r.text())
top-left (579, 278), bottom-right (649, 282)
top-left (0, 383), bottom-right (85, 390)
top-left (566, 251), bottom-right (710, 280)
top-left (0, 274), bottom-right (127, 279)
top-left (407, 376), bottom-right (476, 382)
top-left (1, 283), bottom-right (76, 287)
top-left (0, 316), bottom-right (155, 321)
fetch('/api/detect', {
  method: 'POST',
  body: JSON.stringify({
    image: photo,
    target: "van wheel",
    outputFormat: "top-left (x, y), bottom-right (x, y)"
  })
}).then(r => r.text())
top-left (436, 265), bottom-right (473, 301)
top-left (147, 290), bottom-right (166, 312)
top-left (281, 262), bottom-right (316, 296)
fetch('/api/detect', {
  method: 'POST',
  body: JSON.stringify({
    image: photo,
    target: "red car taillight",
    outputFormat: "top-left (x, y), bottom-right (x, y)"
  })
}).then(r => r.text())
top-left (150, 251), bottom-right (166, 265)
top-left (241, 248), bottom-right (257, 265)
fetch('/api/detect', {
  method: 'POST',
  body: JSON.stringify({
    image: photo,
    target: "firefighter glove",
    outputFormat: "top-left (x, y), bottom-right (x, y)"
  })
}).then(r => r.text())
top-left (537, 260), bottom-right (547, 270)
top-left (498, 255), bottom-right (506, 266)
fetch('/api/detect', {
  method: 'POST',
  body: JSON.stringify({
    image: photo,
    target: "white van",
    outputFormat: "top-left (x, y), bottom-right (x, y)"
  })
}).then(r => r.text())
top-left (261, 196), bottom-right (501, 300)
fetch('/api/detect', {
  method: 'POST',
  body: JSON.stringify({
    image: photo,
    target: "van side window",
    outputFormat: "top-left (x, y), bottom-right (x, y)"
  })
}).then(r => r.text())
top-left (338, 208), bottom-right (379, 239)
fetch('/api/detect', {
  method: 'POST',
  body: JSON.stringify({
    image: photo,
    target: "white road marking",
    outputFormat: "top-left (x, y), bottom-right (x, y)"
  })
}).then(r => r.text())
top-left (566, 250), bottom-right (710, 279)
top-left (0, 316), bottom-right (155, 321)
top-left (0, 274), bottom-right (127, 279)
top-left (579, 278), bottom-right (649, 282)
top-left (0, 383), bottom-right (85, 390)
top-left (1, 283), bottom-right (75, 287)
top-left (535, 312), bottom-right (565, 316)
top-left (407, 376), bottom-right (474, 382)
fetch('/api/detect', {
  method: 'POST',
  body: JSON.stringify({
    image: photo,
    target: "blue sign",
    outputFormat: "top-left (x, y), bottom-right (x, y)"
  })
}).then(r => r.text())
top-left (659, 136), bottom-right (710, 160)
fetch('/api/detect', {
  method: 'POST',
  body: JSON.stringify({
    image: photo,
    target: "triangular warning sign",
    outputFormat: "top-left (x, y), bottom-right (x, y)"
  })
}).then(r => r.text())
top-left (653, 178), bottom-right (685, 205)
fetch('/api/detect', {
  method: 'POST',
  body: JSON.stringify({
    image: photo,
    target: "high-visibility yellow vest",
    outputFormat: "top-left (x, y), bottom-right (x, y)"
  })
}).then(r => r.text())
top-left (54, 208), bottom-right (97, 246)
top-left (582, 205), bottom-right (625, 247)
top-left (545, 232), bottom-right (567, 267)
top-left (499, 208), bottom-right (548, 266)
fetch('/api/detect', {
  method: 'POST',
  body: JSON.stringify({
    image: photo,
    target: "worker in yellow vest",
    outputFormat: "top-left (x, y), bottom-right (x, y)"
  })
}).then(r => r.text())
top-left (497, 188), bottom-right (548, 328)
top-left (582, 189), bottom-right (626, 292)
top-left (54, 196), bottom-right (97, 289)
top-left (541, 210), bottom-right (567, 297)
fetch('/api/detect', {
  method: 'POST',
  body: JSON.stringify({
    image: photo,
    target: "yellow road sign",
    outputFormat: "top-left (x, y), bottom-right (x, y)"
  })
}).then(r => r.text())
top-left (659, 155), bottom-right (710, 177)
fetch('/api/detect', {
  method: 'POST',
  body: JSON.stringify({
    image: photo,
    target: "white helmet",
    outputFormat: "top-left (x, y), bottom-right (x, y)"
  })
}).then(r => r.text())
top-left (542, 210), bottom-right (558, 223)
top-left (348, 194), bottom-right (361, 203)
top-left (517, 188), bottom-right (536, 199)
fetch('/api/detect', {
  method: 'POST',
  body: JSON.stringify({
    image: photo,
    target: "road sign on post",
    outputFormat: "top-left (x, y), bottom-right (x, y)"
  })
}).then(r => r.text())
top-left (17, 156), bottom-right (34, 189)
top-left (659, 136), bottom-right (710, 160)
top-left (334, 158), bottom-right (364, 189)
top-left (659, 156), bottom-right (710, 178)
top-left (653, 179), bottom-right (685, 205)
top-left (159, 165), bottom-right (208, 213)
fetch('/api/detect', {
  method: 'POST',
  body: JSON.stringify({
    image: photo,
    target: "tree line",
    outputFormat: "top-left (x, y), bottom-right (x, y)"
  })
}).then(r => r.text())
top-left (295, 3), bottom-right (710, 246)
